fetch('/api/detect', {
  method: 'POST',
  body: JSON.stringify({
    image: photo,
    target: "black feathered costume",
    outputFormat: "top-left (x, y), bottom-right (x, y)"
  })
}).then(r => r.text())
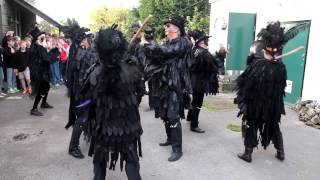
top-left (79, 25), bottom-right (143, 180)
top-left (128, 23), bottom-right (147, 104)
top-left (143, 27), bottom-right (158, 110)
top-left (234, 21), bottom-right (304, 162)
top-left (62, 19), bottom-right (97, 159)
top-left (29, 27), bottom-right (53, 116)
top-left (186, 30), bottom-right (219, 132)
top-left (144, 14), bottom-right (192, 161)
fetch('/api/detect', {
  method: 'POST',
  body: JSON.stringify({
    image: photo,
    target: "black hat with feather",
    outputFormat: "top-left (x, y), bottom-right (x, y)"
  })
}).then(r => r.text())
top-left (61, 18), bottom-right (90, 45)
top-left (29, 26), bottom-right (45, 42)
top-left (257, 21), bottom-right (285, 55)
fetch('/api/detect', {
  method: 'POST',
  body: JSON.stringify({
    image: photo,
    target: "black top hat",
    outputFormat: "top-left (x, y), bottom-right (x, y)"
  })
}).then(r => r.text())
top-left (61, 18), bottom-right (91, 45)
top-left (164, 13), bottom-right (186, 35)
top-left (29, 26), bottom-right (45, 40)
top-left (131, 22), bottom-right (141, 33)
top-left (144, 26), bottom-right (155, 40)
top-left (189, 30), bottom-right (210, 46)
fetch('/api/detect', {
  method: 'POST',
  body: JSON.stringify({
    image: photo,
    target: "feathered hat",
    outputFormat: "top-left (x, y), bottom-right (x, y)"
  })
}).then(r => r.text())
top-left (29, 26), bottom-right (45, 41)
top-left (61, 18), bottom-right (90, 45)
top-left (257, 21), bottom-right (285, 55)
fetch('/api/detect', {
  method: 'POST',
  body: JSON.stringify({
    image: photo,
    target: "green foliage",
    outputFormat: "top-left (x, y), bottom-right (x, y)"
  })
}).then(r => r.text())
top-left (88, 0), bottom-right (210, 40)
top-left (38, 20), bottom-right (59, 35)
top-left (138, 0), bottom-right (211, 39)
top-left (89, 7), bottom-right (139, 39)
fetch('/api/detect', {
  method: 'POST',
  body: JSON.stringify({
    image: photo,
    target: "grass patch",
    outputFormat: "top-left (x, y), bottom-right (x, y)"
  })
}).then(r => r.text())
top-left (226, 124), bottom-right (241, 132)
top-left (202, 100), bottom-right (218, 110)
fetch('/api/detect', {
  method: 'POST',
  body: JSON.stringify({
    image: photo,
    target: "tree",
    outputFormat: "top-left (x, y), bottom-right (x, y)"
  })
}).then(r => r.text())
top-left (89, 7), bottom-right (139, 38)
top-left (138, 0), bottom-right (211, 39)
top-left (37, 20), bottom-right (59, 35)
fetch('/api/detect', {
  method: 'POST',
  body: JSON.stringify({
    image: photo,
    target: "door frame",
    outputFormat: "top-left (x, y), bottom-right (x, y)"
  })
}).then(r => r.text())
top-left (281, 20), bottom-right (311, 105)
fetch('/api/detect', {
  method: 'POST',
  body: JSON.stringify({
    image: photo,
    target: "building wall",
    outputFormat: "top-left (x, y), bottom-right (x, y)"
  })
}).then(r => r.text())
top-left (0, 0), bottom-right (17, 36)
top-left (209, 0), bottom-right (320, 102)
top-left (0, 0), bottom-right (36, 38)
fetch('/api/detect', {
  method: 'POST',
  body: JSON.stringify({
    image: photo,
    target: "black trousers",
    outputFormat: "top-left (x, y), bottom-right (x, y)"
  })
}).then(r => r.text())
top-left (93, 146), bottom-right (142, 180)
top-left (68, 95), bottom-right (83, 151)
top-left (244, 122), bottom-right (284, 151)
top-left (163, 119), bottom-right (182, 153)
top-left (32, 80), bottom-right (50, 110)
top-left (187, 92), bottom-right (205, 128)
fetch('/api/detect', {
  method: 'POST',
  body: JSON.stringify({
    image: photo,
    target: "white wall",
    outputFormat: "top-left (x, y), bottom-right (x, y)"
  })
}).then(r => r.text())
top-left (209, 0), bottom-right (320, 102)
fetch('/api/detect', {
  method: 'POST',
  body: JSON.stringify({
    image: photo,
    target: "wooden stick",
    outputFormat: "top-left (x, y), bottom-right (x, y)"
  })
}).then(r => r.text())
top-left (129, 15), bottom-right (153, 45)
top-left (275, 46), bottom-right (305, 60)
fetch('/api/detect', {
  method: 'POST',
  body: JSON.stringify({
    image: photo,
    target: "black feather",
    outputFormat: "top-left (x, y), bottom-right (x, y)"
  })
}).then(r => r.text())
top-left (283, 21), bottom-right (310, 44)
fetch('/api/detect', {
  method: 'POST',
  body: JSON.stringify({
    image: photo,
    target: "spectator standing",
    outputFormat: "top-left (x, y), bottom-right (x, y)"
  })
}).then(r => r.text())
top-left (15, 40), bottom-right (31, 94)
top-left (58, 37), bottom-right (69, 82)
top-left (48, 34), bottom-right (61, 86)
top-left (0, 45), bottom-right (7, 98)
top-left (3, 35), bottom-right (18, 93)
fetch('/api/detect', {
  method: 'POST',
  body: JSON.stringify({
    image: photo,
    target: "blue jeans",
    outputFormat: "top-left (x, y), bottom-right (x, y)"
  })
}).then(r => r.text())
top-left (50, 61), bottom-right (61, 85)
top-left (0, 67), bottom-right (4, 93)
top-left (6, 68), bottom-right (16, 89)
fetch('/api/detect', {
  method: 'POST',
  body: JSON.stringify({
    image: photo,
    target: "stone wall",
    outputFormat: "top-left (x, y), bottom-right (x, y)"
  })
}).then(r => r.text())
top-left (298, 101), bottom-right (320, 129)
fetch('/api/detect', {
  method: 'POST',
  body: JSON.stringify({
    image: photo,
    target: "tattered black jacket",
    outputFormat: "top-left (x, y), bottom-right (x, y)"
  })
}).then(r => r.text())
top-left (80, 54), bottom-right (144, 170)
top-left (190, 47), bottom-right (219, 95)
top-left (234, 59), bottom-right (287, 149)
top-left (144, 36), bottom-right (192, 120)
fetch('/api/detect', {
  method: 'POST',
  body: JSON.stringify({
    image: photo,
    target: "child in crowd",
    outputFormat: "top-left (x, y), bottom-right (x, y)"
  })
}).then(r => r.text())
top-left (15, 40), bottom-right (31, 94)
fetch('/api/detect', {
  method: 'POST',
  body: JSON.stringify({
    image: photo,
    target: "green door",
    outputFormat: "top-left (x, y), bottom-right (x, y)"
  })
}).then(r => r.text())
top-left (282, 21), bottom-right (311, 105)
top-left (226, 12), bottom-right (256, 70)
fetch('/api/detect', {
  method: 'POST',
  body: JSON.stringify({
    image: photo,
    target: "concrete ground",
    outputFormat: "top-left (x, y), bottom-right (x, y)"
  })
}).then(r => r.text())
top-left (0, 87), bottom-right (319, 180)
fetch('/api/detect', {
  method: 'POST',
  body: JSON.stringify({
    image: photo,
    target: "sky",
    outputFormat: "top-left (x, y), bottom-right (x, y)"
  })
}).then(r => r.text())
top-left (35, 0), bottom-right (140, 26)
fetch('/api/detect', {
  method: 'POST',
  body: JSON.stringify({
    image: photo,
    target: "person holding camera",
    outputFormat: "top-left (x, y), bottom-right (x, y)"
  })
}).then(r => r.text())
top-left (29, 27), bottom-right (54, 116)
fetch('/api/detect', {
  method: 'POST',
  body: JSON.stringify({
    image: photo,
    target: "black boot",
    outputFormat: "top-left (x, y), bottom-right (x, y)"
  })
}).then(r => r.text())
top-left (41, 102), bottom-right (54, 108)
top-left (159, 140), bottom-right (171, 146)
top-left (190, 127), bottom-right (205, 133)
top-left (30, 108), bottom-right (43, 116)
top-left (168, 120), bottom-right (183, 162)
top-left (159, 122), bottom-right (171, 146)
top-left (273, 125), bottom-right (285, 161)
top-left (125, 162), bottom-right (142, 180)
top-left (237, 147), bottom-right (253, 163)
top-left (69, 147), bottom-right (85, 159)
top-left (168, 150), bottom-right (183, 162)
top-left (276, 150), bottom-right (285, 161)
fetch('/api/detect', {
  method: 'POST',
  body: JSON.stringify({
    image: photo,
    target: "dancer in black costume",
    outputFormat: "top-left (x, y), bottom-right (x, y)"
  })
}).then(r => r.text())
top-left (62, 19), bottom-right (97, 159)
top-left (29, 27), bottom-right (54, 116)
top-left (143, 14), bottom-right (192, 161)
top-left (235, 21), bottom-right (308, 162)
top-left (79, 25), bottom-right (143, 180)
top-left (186, 30), bottom-right (219, 133)
top-left (128, 23), bottom-right (147, 104)
top-left (143, 26), bottom-right (157, 110)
